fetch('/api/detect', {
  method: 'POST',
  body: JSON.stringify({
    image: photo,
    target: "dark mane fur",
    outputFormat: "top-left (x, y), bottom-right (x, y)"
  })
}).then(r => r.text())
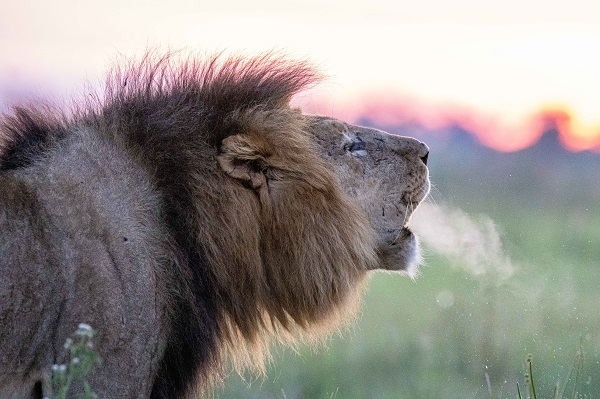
top-left (97, 52), bottom-right (321, 399)
top-left (0, 106), bottom-right (67, 170)
top-left (99, 51), bottom-right (320, 146)
top-left (1, 51), bottom-right (319, 168)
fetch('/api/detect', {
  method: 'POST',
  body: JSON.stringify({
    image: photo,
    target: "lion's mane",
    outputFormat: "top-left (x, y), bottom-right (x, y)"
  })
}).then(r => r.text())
top-left (0, 52), bottom-right (378, 398)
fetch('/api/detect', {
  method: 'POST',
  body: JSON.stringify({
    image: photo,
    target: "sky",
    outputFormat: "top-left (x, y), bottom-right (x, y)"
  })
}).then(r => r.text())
top-left (1, 0), bottom-right (599, 152)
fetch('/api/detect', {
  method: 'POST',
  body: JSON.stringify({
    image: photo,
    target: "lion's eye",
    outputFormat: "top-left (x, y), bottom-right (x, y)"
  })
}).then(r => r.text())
top-left (345, 138), bottom-right (366, 154)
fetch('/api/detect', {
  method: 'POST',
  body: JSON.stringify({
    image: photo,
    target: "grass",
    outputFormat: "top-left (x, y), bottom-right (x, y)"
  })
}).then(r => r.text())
top-left (517, 356), bottom-right (538, 399)
top-left (217, 261), bottom-right (599, 398)
top-left (518, 349), bottom-right (589, 399)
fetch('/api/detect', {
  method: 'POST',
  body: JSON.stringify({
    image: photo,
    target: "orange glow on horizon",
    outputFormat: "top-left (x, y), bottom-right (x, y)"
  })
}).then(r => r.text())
top-left (537, 106), bottom-right (600, 152)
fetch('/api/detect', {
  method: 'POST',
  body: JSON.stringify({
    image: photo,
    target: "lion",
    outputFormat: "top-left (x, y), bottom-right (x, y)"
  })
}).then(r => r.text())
top-left (0, 52), bottom-right (430, 399)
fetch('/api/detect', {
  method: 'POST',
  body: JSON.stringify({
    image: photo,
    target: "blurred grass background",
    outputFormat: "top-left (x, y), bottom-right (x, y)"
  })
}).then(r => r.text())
top-left (216, 127), bottom-right (600, 399)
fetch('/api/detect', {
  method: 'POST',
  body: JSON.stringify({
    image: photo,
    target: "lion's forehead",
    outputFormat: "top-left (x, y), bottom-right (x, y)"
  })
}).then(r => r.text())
top-left (308, 116), bottom-right (426, 157)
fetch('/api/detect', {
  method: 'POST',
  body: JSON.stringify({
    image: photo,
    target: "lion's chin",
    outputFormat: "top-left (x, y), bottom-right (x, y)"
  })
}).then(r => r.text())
top-left (374, 227), bottom-right (422, 277)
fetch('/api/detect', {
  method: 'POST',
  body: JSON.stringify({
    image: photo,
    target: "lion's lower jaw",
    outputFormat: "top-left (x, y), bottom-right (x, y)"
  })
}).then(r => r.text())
top-left (374, 227), bottom-right (422, 277)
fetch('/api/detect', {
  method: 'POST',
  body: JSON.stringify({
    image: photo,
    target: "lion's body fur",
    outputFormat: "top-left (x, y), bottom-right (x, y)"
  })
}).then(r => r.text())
top-left (0, 52), bottom-right (429, 399)
top-left (0, 127), bottom-right (173, 398)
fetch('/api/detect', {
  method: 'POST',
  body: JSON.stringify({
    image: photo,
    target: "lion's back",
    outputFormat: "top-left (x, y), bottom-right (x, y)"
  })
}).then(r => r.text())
top-left (0, 127), bottom-right (173, 398)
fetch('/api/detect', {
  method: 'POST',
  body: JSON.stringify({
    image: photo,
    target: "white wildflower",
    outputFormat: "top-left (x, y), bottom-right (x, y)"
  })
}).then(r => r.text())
top-left (75, 323), bottom-right (95, 337)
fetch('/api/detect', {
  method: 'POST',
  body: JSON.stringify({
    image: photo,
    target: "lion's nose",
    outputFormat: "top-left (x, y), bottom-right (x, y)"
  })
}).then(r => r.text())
top-left (382, 134), bottom-right (430, 164)
top-left (418, 142), bottom-right (429, 166)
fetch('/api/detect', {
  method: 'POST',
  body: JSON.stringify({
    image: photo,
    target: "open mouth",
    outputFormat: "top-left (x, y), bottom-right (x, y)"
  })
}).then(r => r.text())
top-left (401, 199), bottom-right (424, 227)
top-left (402, 180), bottom-right (430, 225)
top-left (396, 179), bottom-right (430, 237)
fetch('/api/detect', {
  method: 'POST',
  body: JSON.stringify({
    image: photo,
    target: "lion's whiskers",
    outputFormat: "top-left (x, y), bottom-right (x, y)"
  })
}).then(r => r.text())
top-left (424, 180), bottom-right (443, 208)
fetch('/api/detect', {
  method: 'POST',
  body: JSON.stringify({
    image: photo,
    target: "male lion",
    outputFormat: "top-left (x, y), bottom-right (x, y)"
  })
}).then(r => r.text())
top-left (0, 53), bottom-right (430, 399)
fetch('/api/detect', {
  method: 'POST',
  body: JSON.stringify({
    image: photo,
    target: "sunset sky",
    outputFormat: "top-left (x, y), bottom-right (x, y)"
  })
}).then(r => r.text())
top-left (1, 0), bottom-right (599, 152)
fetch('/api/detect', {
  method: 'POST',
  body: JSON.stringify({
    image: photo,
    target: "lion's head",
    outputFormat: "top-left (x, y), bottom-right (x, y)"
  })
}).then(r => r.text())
top-left (309, 116), bottom-right (430, 274)
top-left (0, 52), bottom-right (429, 399)
top-left (209, 110), bottom-right (429, 325)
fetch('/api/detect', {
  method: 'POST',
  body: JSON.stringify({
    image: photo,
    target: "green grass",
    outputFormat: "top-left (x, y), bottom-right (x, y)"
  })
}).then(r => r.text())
top-left (518, 350), bottom-right (589, 399)
top-left (217, 263), bottom-right (600, 398)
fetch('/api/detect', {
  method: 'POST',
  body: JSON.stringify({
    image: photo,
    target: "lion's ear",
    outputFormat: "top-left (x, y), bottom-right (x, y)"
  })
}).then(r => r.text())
top-left (217, 134), bottom-right (271, 190)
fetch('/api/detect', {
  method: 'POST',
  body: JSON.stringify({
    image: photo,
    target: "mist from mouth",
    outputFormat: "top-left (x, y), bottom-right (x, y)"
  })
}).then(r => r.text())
top-left (410, 202), bottom-right (516, 280)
